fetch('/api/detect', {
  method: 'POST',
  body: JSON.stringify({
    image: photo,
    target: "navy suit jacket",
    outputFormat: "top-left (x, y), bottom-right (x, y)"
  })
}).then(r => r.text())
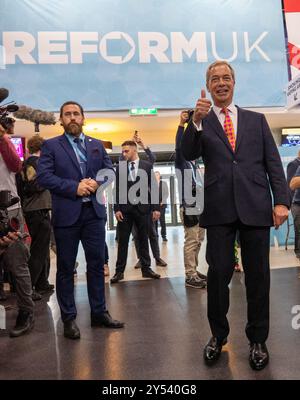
top-left (181, 107), bottom-right (289, 227)
top-left (286, 157), bottom-right (300, 206)
top-left (37, 134), bottom-right (113, 227)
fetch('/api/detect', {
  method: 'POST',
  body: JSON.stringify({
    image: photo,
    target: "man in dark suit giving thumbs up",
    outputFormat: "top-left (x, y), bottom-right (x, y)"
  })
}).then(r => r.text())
top-left (181, 61), bottom-right (289, 371)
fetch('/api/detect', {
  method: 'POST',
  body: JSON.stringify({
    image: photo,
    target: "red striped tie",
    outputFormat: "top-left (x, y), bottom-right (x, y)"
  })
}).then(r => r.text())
top-left (222, 108), bottom-right (235, 151)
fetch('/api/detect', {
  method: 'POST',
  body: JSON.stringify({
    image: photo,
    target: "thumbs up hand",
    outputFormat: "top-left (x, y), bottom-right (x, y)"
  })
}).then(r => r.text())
top-left (193, 89), bottom-right (212, 125)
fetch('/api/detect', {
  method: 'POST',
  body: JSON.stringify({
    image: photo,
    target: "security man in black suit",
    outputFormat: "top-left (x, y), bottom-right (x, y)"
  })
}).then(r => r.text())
top-left (111, 140), bottom-right (161, 283)
top-left (181, 61), bottom-right (289, 371)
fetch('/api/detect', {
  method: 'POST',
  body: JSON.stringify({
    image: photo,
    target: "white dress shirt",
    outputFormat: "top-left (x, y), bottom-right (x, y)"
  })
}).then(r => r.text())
top-left (128, 158), bottom-right (140, 181)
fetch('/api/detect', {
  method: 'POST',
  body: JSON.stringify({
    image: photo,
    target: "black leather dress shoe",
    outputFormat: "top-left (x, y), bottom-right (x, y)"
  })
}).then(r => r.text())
top-left (91, 311), bottom-right (125, 328)
top-left (203, 336), bottom-right (227, 363)
top-left (155, 258), bottom-right (167, 267)
top-left (142, 268), bottom-right (161, 279)
top-left (134, 261), bottom-right (142, 269)
top-left (9, 311), bottom-right (34, 338)
top-left (110, 272), bottom-right (124, 284)
top-left (36, 283), bottom-right (55, 295)
top-left (64, 320), bottom-right (80, 339)
top-left (249, 343), bottom-right (269, 371)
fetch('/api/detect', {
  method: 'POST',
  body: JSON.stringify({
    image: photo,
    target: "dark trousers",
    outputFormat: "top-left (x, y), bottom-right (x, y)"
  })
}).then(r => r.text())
top-left (159, 206), bottom-right (167, 238)
top-left (104, 242), bottom-right (109, 264)
top-left (25, 210), bottom-right (51, 288)
top-left (0, 262), bottom-right (4, 287)
top-left (291, 203), bottom-right (300, 258)
top-left (116, 208), bottom-right (151, 273)
top-left (1, 240), bottom-right (34, 313)
top-left (54, 203), bottom-right (107, 322)
top-left (134, 215), bottom-right (160, 260)
top-left (206, 221), bottom-right (270, 343)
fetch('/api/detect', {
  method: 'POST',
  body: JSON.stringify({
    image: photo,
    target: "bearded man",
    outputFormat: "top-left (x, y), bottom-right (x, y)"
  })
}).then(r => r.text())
top-left (37, 101), bottom-right (124, 339)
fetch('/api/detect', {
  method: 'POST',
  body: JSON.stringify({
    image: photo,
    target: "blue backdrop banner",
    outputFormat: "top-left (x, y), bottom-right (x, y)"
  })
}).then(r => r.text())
top-left (0, 0), bottom-right (288, 111)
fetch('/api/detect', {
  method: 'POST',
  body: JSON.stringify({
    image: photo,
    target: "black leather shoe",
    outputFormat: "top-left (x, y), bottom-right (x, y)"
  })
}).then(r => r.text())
top-left (134, 261), bottom-right (142, 269)
top-left (155, 258), bottom-right (167, 267)
top-left (91, 311), bottom-right (124, 328)
top-left (110, 272), bottom-right (124, 284)
top-left (36, 283), bottom-right (55, 295)
top-left (64, 320), bottom-right (80, 339)
top-left (9, 310), bottom-right (34, 338)
top-left (142, 268), bottom-right (161, 279)
top-left (203, 336), bottom-right (227, 364)
top-left (249, 343), bottom-right (269, 371)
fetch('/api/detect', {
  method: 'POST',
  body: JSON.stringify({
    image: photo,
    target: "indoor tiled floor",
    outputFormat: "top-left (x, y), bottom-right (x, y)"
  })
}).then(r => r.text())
top-left (1, 226), bottom-right (300, 380)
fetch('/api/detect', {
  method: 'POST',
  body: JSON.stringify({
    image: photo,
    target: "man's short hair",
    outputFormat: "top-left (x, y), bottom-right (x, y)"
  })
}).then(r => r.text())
top-left (121, 140), bottom-right (137, 147)
top-left (60, 101), bottom-right (84, 118)
top-left (206, 61), bottom-right (235, 85)
top-left (27, 135), bottom-right (45, 154)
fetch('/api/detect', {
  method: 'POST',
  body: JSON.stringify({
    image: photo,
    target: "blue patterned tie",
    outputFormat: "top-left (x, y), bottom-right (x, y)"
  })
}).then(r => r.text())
top-left (73, 137), bottom-right (87, 177)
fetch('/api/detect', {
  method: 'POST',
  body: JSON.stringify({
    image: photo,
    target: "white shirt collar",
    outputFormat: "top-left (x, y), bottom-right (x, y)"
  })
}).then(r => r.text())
top-left (213, 102), bottom-right (237, 117)
top-left (130, 157), bottom-right (139, 166)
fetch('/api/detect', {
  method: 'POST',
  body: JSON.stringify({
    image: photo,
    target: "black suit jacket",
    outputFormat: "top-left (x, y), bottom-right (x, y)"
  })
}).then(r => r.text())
top-left (114, 159), bottom-right (159, 214)
top-left (181, 107), bottom-right (289, 227)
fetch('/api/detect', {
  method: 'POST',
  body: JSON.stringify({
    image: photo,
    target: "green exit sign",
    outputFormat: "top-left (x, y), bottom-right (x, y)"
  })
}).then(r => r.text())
top-left (129, 108), bottom-right (158, 116)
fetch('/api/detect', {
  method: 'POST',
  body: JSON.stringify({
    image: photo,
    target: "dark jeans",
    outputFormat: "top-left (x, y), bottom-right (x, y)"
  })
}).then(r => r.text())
top-left (291, 204), bottom-right (300, 258)
top-left (206, 221), bottom-right (270, 343)
top-left (25, 210), bottom-right (51, 288)
top-left (1, 240), bottom-right (34, 313)
top-left (158, 206), bottom-right (167, 238)
top-left (116, 208), bottom-right (151, 273)
top-left (54, 203), bottom-right (107, 322)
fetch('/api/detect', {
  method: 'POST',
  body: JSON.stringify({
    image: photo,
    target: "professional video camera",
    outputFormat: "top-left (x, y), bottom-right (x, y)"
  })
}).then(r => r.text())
top-left (0, 88), bottom-right (19, 130)
top-left (0, 190), bottom-right (20, 238)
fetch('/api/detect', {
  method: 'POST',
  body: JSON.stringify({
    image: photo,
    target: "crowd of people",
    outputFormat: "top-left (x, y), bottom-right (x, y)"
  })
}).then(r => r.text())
top-left (0, 60), bottom-right (295, 372)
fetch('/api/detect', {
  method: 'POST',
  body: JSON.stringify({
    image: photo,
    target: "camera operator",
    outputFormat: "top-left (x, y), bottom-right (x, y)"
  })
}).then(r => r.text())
top-left (0, 122), bottom-right (34, 337)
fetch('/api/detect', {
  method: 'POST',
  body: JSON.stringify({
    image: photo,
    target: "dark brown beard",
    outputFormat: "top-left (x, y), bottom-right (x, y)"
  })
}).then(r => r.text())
top-left (64, 122), bottom-right (82, 136)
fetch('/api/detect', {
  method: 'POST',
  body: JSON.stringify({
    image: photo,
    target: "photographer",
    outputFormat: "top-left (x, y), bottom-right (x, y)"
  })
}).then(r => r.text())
top-left (0, 122), bottom-right (34, 337)
top-left (0, 121), bottom-right (21, 299)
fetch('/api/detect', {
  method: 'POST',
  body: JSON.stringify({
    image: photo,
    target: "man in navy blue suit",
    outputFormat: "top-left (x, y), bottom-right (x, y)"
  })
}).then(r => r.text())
top-left (37, 101), bottom-right (124, 339)
top-left (181, 61), bottom-right (289, 370)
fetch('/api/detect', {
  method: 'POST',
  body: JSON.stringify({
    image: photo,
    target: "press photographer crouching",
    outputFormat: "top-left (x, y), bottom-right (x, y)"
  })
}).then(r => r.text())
top-left (0, 122), bottom-right (34, 337)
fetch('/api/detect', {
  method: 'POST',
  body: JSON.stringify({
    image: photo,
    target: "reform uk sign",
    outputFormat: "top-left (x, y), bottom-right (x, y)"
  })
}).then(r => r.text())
top-left (286, 73), bottom-right (300, 109)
